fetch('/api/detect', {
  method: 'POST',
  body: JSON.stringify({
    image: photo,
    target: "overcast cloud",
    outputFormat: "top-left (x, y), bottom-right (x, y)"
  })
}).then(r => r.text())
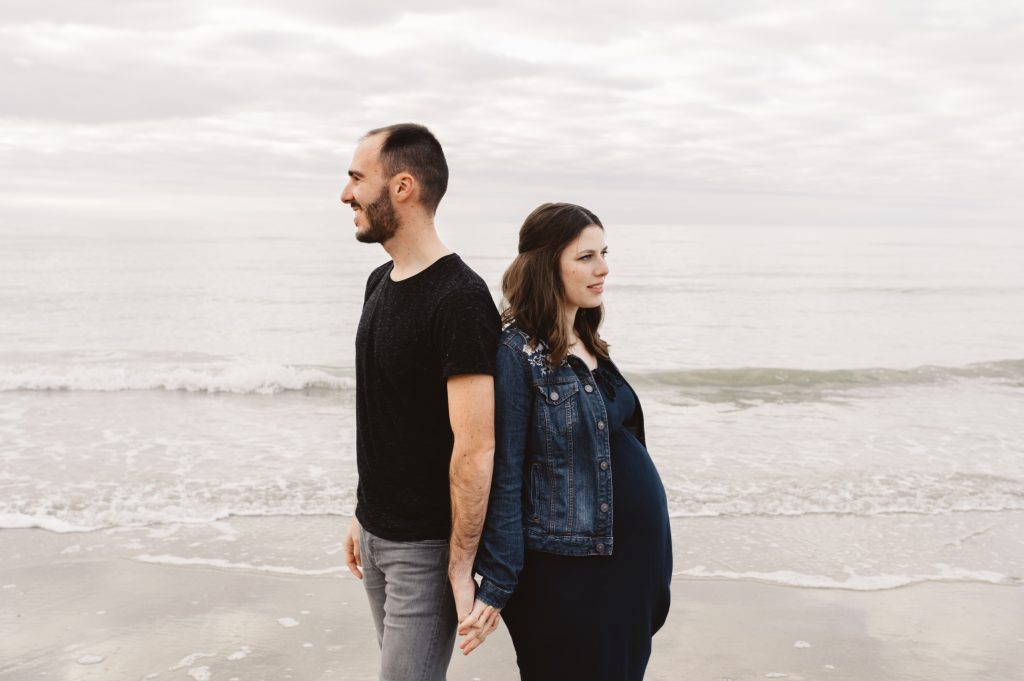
top-left (1, 0), bottom-right (1022, 230)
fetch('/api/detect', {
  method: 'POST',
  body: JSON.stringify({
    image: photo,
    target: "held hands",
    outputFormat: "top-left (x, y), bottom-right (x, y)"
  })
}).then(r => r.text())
top-left (457, 596), bottom-right (502, 656)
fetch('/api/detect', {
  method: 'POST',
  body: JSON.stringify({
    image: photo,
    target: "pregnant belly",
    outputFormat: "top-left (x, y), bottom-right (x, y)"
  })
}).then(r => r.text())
top-left (610, 435), bottom-right (670, 541)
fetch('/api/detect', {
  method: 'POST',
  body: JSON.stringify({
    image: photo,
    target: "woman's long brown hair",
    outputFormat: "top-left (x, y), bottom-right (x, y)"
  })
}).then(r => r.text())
top-left (501, 202), bottom-right (610, 368)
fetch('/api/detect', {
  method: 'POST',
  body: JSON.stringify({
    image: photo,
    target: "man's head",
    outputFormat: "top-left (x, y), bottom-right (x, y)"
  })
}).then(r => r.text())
top-left (340, 123), bottom-right (448, 244)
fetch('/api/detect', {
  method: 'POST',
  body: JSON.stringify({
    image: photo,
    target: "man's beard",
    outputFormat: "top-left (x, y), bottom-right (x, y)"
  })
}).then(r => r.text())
top-left (355, 188), bottom-right (400, 244)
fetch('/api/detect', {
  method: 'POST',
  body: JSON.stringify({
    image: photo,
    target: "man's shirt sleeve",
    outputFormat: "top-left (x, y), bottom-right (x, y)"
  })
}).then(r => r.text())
top-left (435, 283), bottom-right (500, 379)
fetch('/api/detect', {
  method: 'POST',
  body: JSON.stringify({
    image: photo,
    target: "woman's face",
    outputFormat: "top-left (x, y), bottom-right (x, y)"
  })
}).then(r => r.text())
top-left (559, 225), bottom-right (609, 310)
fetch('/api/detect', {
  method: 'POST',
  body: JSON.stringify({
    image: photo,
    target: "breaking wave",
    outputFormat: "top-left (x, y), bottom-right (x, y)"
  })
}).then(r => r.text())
top-left (0, 363), bottom-right (352, 394)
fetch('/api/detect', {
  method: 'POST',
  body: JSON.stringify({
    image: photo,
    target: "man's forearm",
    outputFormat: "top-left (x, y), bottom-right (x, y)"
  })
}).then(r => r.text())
top-left (448, 443), bottom-right (495, 578)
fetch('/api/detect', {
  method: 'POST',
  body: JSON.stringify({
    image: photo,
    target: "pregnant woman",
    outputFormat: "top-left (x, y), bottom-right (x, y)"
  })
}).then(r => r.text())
top-left (464, 202), bottom-right (673, 680)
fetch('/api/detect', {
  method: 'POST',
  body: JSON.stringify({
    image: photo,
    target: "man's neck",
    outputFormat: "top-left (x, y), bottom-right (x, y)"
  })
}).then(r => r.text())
top-left (382, 215), bottom-right (452, 281)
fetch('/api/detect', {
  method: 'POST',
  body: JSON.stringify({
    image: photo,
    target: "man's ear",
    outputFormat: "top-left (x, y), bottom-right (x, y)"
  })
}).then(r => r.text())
top-left (392, 173), bottom-right (415, 204)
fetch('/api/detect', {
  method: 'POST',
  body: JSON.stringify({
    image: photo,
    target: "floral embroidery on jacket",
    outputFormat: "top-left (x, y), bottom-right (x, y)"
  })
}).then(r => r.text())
top-left (518, 334), bottom-right (569, 375)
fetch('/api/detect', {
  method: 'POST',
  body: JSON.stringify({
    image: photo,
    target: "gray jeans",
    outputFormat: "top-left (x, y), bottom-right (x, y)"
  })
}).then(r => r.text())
top-left (358, 526), bottom-right (457, 681)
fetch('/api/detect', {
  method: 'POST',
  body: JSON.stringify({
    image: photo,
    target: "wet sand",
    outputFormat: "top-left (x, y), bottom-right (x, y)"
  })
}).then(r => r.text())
top-left (2, 524), bottom-right (1023, 681)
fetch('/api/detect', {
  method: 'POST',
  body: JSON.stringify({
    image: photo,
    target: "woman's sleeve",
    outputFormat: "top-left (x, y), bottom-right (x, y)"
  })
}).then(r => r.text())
top-left (473, 342), bottom-right (530, 610)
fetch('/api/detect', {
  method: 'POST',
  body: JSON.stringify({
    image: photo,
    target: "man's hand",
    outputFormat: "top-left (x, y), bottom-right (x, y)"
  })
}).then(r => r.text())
top-left (450, 571), bottom-right (476, 622)
top-left (458, 598), bottom-right (501, 655)
top-left (343, 517), bottom-right (362, 579)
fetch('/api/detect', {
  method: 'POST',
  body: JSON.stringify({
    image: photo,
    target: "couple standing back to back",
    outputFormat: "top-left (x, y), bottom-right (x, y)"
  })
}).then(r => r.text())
top-left (340, 123), bottom-right (673, 681)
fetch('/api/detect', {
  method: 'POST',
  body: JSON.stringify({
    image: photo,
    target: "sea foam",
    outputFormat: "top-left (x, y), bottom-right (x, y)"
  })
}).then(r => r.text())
top-left (3, 358), bottom-right (1022, 394)
top-left (677, 564), bottom-right (1018, 590)
top-left (133, 554), bottom-right (345, 576)
top-left (0, 513), bottom-right (99, 533)
top-left (632, 358), bottom-right (1024, 390)
top-left (664, 471), bottom-right (1024, 518)
top-left (3, 471), bottom-right (1021, 534)
top-left (0, 363), bottom-right (352, 394)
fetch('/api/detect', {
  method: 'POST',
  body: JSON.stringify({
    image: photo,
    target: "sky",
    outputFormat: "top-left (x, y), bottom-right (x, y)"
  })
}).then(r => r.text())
top-left (1, 0), bottom-right (1022, 232)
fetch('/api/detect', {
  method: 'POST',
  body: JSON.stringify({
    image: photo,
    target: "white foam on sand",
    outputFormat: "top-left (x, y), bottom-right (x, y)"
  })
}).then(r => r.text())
top-left (133, 554), bottom-right (344, 576)
top-left (226, 646), bottom-right (252, 661)
top-left (0, 513), bottom-right (98, 533)
top-left (76, 655), bottom-right (105, 665)
top-left (187, 666), bottom-right (211, 681)
top-left (169, 653), bottom-right (216, 671)
top-left (0, 501), bottom-right (355, 534)
top-left (794, 640), bottom-right (811, 648)
top-left (278, 617), bottom-right (299, 628)
top-left (677, 564), bottom-right (1015, 590)
top-left (664, 473), bottom-right (1024, 518)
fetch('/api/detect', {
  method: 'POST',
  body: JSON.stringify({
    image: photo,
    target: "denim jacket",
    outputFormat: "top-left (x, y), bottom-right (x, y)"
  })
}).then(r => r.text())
top-left (474, 327), bottom-right (646, 610)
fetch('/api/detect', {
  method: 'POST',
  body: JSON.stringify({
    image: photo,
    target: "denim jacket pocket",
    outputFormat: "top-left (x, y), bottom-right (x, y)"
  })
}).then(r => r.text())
top-left (534, 380), bottom-right (580, 450)
top-left (532, 379), bottom-right (580, 533)
top-left (527, 461), bottom-right (545, 526)
top-left (535, 380), bottom-right (579, 406)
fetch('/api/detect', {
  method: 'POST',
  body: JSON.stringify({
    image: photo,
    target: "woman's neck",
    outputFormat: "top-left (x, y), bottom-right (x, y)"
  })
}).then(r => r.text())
top-left (561, 306), bottom-right (579, 343)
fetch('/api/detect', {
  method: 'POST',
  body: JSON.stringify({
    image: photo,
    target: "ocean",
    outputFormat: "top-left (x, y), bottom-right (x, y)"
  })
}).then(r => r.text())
top-left (2, 221), bottom-right (1022, 591)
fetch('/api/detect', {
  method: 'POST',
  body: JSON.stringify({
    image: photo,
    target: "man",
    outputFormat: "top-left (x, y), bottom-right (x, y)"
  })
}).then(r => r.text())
top-left (340, 123), bottom-right (501, 679)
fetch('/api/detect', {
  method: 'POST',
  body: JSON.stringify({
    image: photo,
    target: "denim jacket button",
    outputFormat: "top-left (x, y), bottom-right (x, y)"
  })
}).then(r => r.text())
top-left (599, 460), bottom-right (608, 470)
top-left (597, 420), bottom-right (605, 430)
top-left (549, 391), bottom-right (559, 401)
top-left (600, 503), bottom-right (609, 512)
top-left (584, 384), bottom-right (594, 393)
top-left (596, 543), bottom-right (605, 553)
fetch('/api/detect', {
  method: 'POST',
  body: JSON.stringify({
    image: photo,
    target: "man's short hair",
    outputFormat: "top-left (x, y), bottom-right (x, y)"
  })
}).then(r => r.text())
top-left (364, 123), bottom-right (448, 214)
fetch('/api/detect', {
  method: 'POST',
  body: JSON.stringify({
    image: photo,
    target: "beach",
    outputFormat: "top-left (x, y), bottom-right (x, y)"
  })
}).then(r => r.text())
top-left (4, 1), bottom-right (1024, 676)
top-left (2, 223), bottom-right (1023, 679)
top-left (3, 516), bottom-right (1023, 681)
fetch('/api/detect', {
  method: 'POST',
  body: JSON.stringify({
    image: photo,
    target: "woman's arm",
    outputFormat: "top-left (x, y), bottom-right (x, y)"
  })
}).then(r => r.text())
top-left (470, 341), bottom-right (532, 608)
top-left (458, 342), bottom-right (530, 654)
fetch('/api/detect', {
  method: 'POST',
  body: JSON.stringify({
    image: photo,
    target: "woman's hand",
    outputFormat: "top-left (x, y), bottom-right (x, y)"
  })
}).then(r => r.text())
top-left (457, 599), bottom-right (502, 655)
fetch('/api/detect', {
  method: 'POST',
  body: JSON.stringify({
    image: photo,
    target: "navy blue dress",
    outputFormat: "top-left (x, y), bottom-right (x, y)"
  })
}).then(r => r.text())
top-left (502, 360), bottom-right (673, 681)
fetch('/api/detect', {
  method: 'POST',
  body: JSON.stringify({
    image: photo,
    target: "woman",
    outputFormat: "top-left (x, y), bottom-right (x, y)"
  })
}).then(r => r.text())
top-left (464, 202), bottom-right (672, 679)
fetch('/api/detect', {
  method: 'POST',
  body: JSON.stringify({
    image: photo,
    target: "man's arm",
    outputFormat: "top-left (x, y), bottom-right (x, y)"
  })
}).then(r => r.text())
top-left (447, 373), bottom-right (496, 623)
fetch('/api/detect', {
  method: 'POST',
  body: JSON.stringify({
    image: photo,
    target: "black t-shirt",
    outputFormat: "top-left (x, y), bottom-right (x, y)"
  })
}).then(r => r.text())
top-left (354, 254), bottom-right (500, 541)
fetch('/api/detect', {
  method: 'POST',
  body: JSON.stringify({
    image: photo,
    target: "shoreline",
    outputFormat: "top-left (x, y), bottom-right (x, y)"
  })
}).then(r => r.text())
top-left (2, 522), bottom-right (1023, 680)
top-left (3, 509), bottom-right (1022, 593)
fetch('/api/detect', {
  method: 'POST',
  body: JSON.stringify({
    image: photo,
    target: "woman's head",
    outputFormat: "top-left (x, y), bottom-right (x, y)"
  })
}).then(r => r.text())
top-left (501, 202), bottom-right (610, 366)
